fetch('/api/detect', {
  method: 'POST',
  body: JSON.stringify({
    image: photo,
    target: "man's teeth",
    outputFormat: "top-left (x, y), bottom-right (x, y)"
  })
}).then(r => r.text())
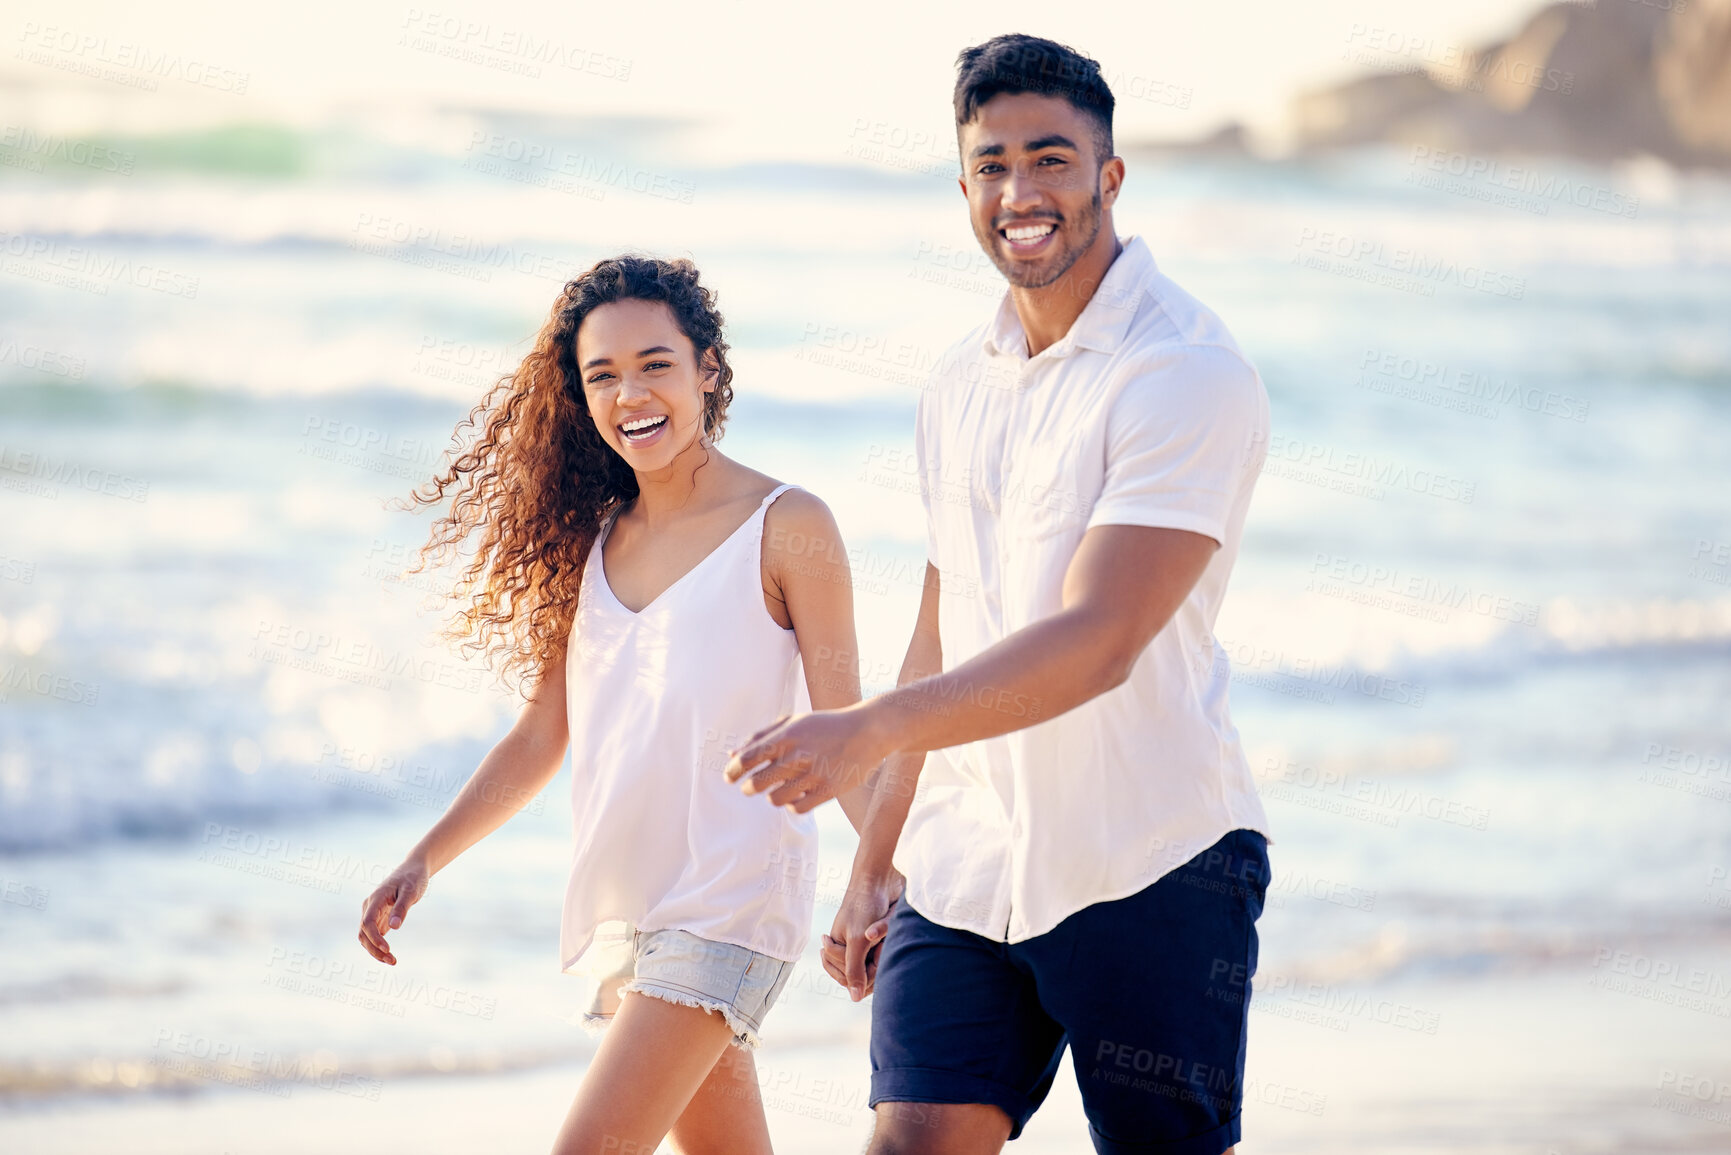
top-left (1004, 224), bottom-right (1056, 242)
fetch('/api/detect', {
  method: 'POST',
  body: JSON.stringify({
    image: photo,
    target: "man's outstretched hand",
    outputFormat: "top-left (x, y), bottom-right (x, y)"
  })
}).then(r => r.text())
top-left (723, 706), bottom-right (889, 813)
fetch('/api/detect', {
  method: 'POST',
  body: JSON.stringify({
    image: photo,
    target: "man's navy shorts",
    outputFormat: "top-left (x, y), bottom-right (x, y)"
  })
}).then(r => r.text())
top-left (868, 828), bottom-right (1269, 1154)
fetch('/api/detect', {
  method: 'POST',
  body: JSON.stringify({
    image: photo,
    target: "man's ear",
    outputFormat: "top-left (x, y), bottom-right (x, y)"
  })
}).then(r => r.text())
top-left (1100, 155), bottom-right (1126, 208)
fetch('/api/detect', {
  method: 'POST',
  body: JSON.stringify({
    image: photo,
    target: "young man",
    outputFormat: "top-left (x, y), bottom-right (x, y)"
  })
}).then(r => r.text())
top-left (726, 34), bottom-right (1272, 1155)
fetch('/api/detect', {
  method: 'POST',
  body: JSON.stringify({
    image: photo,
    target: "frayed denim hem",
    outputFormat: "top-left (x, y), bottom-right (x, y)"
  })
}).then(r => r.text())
top-left (587, 980), bottom-right (764, 1051)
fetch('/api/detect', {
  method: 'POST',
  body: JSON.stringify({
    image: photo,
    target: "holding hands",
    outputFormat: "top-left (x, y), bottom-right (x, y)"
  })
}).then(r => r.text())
top-left (725, 707), bottom-right (912, 1001)
top-left (821, 867), bottom-right (905, 1001)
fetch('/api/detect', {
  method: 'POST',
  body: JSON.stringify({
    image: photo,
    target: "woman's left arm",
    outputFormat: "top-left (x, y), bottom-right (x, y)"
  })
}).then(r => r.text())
top-left (760, 488), bottom-right (876, 834)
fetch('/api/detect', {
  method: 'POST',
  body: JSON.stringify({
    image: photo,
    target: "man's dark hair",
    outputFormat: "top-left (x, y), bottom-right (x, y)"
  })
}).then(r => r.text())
top-left (953, 34), bottom-right (1115, 164)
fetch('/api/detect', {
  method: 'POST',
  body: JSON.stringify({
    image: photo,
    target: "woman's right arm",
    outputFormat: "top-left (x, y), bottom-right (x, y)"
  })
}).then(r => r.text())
top-left (358, 655), bottom-right (570, 965)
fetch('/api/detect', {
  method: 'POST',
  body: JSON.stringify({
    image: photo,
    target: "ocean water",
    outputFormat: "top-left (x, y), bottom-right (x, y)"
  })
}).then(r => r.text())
top-left (2, 117), bottom-right (1730, 1153)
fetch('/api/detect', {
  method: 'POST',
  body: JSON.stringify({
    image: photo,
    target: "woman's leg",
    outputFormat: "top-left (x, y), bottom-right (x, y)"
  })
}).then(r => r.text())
top-left (664, 1041), bottom-right (773, 1155)
top-left (550, 990), bottom-right (738, 1155)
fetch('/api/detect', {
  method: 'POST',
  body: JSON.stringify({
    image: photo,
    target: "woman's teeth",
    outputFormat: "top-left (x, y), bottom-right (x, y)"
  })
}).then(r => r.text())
top-left (620, 415), bottom-right (667, 441)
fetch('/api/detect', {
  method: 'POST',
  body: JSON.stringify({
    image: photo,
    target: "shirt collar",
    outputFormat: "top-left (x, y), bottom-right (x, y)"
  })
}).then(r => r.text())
top-left (981, 234), bottom-right (1156, 361)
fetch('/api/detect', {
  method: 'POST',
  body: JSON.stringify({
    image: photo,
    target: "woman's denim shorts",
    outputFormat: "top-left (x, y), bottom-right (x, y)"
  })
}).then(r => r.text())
top-left (582, 927), bottom-right (793, 1050)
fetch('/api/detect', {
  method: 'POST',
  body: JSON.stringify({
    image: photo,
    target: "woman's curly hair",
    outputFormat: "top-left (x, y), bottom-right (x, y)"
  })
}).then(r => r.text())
top-left (401, 255), bottom-right (736, 698)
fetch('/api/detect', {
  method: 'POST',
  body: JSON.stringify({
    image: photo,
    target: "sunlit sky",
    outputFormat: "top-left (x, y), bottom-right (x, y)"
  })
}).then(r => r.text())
top-left (10, 0), bottom-right (1553, 159)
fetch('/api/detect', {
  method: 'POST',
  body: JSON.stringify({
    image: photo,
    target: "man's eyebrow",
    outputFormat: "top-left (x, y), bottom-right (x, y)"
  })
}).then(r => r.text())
top-left (581, 345), bottom-right (677, 371)
top-left (968, 134), bottom-right (1080, 161)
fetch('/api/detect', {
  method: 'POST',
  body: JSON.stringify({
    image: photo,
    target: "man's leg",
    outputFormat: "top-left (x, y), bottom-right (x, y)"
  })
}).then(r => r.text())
top-left (865, 897), bottom-right (1068, 1155)
top-left (866, 1101), bottom-right (1011, 1155)
top-left (1029, 829), bottom-right (1269, 1155)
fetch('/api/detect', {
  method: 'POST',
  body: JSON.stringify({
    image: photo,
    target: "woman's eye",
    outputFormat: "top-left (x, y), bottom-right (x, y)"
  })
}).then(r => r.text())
top-left (643, 360), bottom-right (672, 371)
top-left (586, 373), bottom-right (613, 386)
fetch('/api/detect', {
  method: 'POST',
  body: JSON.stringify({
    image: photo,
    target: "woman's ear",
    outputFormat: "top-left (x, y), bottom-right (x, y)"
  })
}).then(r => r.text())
top-left (701, 348), bottom-right (720, 392)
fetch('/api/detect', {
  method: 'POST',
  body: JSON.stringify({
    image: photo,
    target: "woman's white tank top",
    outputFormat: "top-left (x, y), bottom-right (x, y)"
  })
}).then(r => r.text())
top-left (559, 482), bottom-right (819, 976)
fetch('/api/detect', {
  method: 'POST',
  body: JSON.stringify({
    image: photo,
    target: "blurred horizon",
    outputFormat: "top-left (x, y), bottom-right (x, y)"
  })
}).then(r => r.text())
top-left (3, 0), bottom-right (1566, 161)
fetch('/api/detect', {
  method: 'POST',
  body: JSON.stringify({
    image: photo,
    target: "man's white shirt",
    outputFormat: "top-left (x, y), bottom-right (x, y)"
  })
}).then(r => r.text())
top-left (894, 233), bottom-right (1273, 943)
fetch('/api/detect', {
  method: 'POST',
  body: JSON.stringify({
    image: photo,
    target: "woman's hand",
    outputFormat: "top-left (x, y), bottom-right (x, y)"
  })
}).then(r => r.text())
top-left (358, 856), bottom-right (430, 966)
top-left (820, 868), bottom-right (905, 1001)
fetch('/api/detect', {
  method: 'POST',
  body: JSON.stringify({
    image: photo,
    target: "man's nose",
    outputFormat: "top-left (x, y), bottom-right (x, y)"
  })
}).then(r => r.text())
top-left (1000, 160), bottom-right (1044, 214)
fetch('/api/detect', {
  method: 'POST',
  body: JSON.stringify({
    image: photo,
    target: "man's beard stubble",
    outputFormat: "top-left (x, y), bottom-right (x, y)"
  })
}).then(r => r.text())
top-left (979, 183), bottom-right (1104, 290)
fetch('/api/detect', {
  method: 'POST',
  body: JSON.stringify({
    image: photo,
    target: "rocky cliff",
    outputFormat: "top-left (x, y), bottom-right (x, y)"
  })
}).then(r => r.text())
top-left (1289, 0), bottom-right (1731, 166)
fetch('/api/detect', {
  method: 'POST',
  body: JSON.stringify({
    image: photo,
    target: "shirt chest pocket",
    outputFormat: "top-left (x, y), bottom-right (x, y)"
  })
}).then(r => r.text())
top-left (1000, 436), bottom-right (1093, 541)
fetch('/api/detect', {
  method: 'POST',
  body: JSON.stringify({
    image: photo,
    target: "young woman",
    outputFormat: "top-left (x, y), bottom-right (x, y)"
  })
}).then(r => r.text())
top-left (357, 256), bottom-right (878, 1155)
